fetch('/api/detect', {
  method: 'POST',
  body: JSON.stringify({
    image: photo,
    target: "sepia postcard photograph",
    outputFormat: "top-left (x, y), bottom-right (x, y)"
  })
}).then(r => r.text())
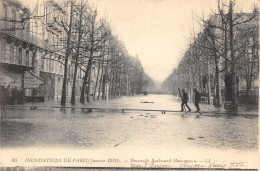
top-left (0, 0), bottom-right (259, 170)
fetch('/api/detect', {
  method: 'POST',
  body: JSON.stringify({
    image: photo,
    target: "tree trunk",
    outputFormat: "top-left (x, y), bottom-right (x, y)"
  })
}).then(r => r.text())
top-left (215, 56), bottom-right (220, 107)
top-left (111, 69), bottom-right (115, 98)
top-left (70, 59), bottom-right (78, 105)
top-left (126, 74), bottom-right (129, 96)
top-left (93, 60), bottom-right (101, 101)
top-left (199, 57), bottom-right (203, 91)
top-left (229, 0), bottom-right (237, 110)
top-left (80, 68), bottom-right (88, 104)
top-left (71, 2), bottom-right (83, 105)
top-left (188, 67), bottom-right (192, 102)
top-left (86, 69), bottom-right (92, 102)
top-left (94, 39), bottom-right (105, 100)
top-left (61, 2), bottom-right (74, 106)
top-left (97, 63), bottom-right (104, 100)
top-left (221, 16), bottom-right (231, 106)
top-left (208, 25), bottom-right (220, 107)
top-left (80, 13), bottom-right (96, 103)
top-left (80, 57), bottom-right (93, 104)
top-left (109, 67), bottom-right (113, 98)
top-left (102, 71), bottom-right (106, 100)
top-left (207, 56), bottom-right (211, 104)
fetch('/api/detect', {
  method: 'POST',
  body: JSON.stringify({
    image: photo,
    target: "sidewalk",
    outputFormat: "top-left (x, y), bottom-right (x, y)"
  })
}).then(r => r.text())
top-left (200, 103), bottom-right (258, 116)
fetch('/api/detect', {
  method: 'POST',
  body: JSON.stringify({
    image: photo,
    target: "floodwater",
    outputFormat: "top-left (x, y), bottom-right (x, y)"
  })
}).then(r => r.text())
top-left (0, 94), bottom-right (258, 151)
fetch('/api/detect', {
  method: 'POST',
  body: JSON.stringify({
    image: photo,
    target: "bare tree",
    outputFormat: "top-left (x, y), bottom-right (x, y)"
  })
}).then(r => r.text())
top-left (193, 0), bottom-right (257, 109)
top-left (237, 23), bottom-right (259, 99)
top-left (70, 0), bottom-right (88, 105)
top-left (79, 10), bottom-right (110, 103)
top-left (59, 1), bottom-right (75, 106)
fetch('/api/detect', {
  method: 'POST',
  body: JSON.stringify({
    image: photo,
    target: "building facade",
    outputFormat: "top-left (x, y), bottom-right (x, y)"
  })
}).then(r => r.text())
top-left (0, 0), bottom-right (45, 103)
top-left (0, 0), bottom-right (86, 103)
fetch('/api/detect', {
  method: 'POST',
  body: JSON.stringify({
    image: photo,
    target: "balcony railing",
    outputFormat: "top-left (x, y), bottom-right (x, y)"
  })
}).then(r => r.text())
top-left (0, 20), bottom-right (44, 48)
top-left (0, 51), bottom-right (31, 67)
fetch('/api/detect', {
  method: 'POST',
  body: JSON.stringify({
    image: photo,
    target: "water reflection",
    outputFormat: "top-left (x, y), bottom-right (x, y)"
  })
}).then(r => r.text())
top-left (0, 121), bottom-right (35, 147)
top-left (0, 95), bottom-right (257, 152)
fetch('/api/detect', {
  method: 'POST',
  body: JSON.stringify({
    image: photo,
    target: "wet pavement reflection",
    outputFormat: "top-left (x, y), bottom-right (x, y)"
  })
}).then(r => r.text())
top-left (0, 95), bottom-right (257, 151)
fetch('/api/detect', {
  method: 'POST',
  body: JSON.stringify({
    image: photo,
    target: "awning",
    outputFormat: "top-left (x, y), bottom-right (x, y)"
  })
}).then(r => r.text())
top-left (0, 67), bottom-right (21, 88)
top-left (0, 68), bottom-right (14, 87)
top-left (24, 71), bottom-right (44, 88)
top-left (0, 63), bottom-right (33, 71)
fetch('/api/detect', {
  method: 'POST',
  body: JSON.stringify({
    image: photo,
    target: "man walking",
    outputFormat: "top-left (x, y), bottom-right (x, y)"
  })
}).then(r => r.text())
top-left (0, 85), bottom-right (7, 117)
top-left (193, 88), bottom-right (201, 112)
top-left (180, 89), bottom-right (191, 112)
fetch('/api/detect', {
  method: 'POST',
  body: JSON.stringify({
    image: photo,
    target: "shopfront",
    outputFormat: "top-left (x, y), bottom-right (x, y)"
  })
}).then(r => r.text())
top-left (0, 65), bottom-right (23, 104)
top-left (24, 71), bottom-right (44, 102)
top-left (0, 65), bottom-right (44, 103)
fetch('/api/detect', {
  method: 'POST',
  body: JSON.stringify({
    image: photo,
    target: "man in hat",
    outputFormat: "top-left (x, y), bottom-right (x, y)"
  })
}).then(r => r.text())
top-left (193, 88), bottom-right (201, 112)
top-left (180, 89), bottom-right (191, 112)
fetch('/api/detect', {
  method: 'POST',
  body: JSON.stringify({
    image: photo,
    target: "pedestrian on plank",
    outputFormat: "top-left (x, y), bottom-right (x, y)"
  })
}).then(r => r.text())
top-left (193, 88), bottom-right (201, 112)
top-left (180, 89), bottom-right (191, 112)
top-left (0, 85), bottom-right (7, 117)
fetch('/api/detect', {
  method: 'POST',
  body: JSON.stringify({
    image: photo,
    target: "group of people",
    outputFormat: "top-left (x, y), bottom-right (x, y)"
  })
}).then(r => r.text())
top-left (180, 88), bottom-right (201, 113)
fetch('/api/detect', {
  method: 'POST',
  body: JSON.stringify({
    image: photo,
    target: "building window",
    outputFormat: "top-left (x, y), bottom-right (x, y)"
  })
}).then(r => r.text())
top-left (1, 40), bottom-right (6, 62)
top-left (10, 43), bottom-right (14, 63)
top-left (18, 47), bottom-right (22, 64)
top-left (49, 59), bottom-right (51, 71)
top-left (25, 13), bottom-right (30, 35)
top-left (48, 59), bottom-right (51, 72)
top-left (3, 4), bottom-right (8, 29)
top-left (41, 56), bottom-right (44, 70)
top-left (12, 9), bottom-right (16, 29)
top-left (25, 89), bottom-right (32, 96)
top-left (46, 59), bottom-right (49, 71)
top-left (3, 4), bottom-right (7, 18)
top-left (15, 46), bottom-right (19, 64)
top-left (31, 20), bottom-right (34, 37)
top-left (29, 51), bottom-right (33, 67)
top-left (26, 50), bottom-right (29, 66)
top-left (35, 23), bottom-right (38, 37)
top-left (6, 43), bottom-right (10, 63)
top-left (19, 14), bottom-right (23, 36)
top-left (52, 33), bottom-right (55, 45)
top-left (51, 59), bottom-right (53, 72)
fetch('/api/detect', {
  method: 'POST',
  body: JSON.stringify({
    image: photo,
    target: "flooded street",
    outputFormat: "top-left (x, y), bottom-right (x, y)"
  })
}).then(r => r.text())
top-left (0, 94), bottom-right (258, 169)
top-left (0, 94), bottom-right (257, 151)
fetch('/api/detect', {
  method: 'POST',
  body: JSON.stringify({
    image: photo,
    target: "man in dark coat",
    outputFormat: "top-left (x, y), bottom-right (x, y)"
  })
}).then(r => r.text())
top-left (180, 90), bottom-right (191, 112)
top-left (0, 85), bottom-right (8, 117)
top-left (193, 88), bottom-right (201, 112)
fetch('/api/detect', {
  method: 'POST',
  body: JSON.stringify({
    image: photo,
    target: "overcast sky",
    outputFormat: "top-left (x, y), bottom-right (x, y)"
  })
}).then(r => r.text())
top-left (22, 0), bottom-right (258, 84)
top-left (90, 0), bottom-right (257, 84)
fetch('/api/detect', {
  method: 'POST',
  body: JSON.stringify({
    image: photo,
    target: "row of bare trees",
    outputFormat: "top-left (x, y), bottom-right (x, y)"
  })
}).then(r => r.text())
top-left (0, 0), bottom-right (155, 105)
top-left (53, 0), bottom-right (155, 105)
top-left (162, 0), bottom-right (259, 110)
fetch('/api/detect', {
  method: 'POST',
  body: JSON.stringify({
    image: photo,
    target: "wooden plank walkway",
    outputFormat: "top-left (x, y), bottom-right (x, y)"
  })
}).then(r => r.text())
top-left (6, 105), bottom-right (184, 114)
top-left (5, 105), bottom-right (258, 117)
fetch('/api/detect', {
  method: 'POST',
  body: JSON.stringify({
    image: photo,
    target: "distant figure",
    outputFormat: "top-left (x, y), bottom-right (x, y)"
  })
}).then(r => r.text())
top-left (180, 90), bottom-right (191, 112)
top-left (193, 88), bottom-right (201, 113)
top-left (0, 85), bottom-right (8, 117)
